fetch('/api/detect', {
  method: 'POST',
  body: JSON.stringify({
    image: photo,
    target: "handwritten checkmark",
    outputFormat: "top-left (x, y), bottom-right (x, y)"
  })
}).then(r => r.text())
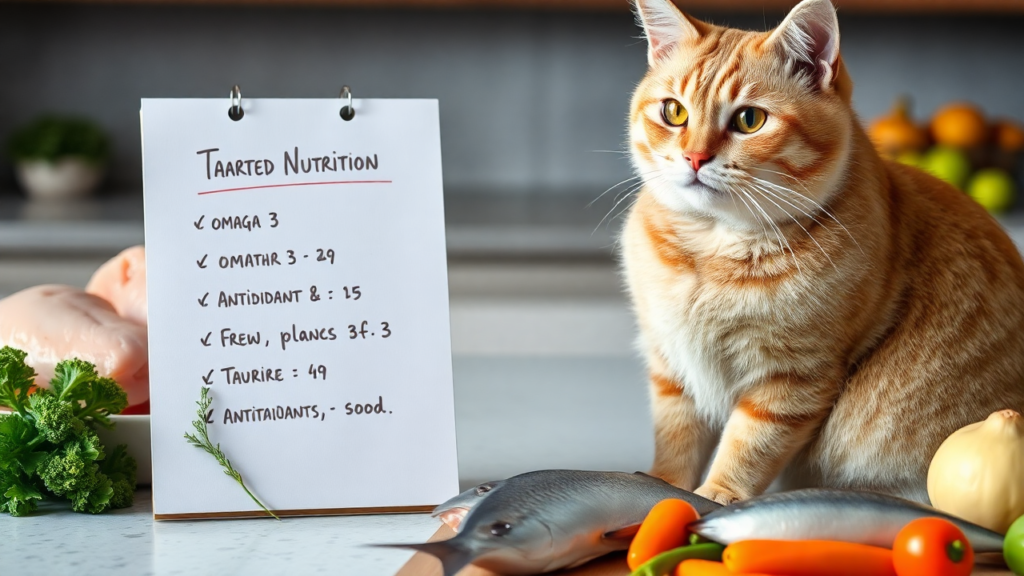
top-left (198, 293), bottom-right (209, 307)
top-left (194, 216), bottom-right (205, 230)
top-left (200, 332), bottom-right (212, 347)
top-left (197, 254), bottom-right (208, 269)
top-left (201, 369), bottom-right (214, 385)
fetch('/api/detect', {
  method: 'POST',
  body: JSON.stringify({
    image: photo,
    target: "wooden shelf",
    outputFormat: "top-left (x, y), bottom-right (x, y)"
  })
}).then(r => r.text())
top-left (6, 0), bottom-right (1024, 13)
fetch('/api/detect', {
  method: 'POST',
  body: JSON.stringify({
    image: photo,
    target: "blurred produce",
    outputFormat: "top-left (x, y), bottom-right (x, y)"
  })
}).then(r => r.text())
top-left (895, 150), bottom-right (925, 169)
top-left (7, 115), bottom-right (109, 200)
top-left (868, 98), bottom-right (929, 158)
top-left (927, 409), bottom-right (1024, 534)
top-left (931, 103), bottom-right (988, 149)
top-left (967, 168), bottom-right (1016, 213)
top-left (921, 146), bottom-right (972, 189)
top-left (872, 97), bottom-right (1023, 214)
top-left (994, 120), bottom-right (1024, 153)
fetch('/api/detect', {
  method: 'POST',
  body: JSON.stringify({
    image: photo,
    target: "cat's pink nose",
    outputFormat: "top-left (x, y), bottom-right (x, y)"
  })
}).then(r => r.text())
top-left (683, 151), bottom-right (714, 171)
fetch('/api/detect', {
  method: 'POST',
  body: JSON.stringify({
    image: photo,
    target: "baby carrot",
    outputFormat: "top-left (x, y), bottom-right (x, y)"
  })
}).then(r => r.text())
top-left (675, 559), bottom-right (779, 576)
top-left (675, 559), bottom-right (730, 576)
top-left (627, 499), bottom-right (702, 570)
top-left (722, 540), bottom-right (897, 576)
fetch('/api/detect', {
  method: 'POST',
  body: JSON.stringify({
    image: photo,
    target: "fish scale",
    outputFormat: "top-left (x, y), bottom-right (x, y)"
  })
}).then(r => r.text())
top-left (690, 488), bottom-right (1006, 553)
top-left (380, 469), bottom-right (720, 576)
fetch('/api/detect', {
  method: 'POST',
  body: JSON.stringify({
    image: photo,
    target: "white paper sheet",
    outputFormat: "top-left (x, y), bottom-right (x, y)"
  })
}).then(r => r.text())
top-left (141, 98), bottom-right (458, 518)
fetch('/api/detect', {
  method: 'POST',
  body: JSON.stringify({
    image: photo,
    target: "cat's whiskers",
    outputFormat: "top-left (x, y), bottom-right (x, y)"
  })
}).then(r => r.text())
top-left (735, 185), bottom-right (800, 273)
top-left (594, 171), bottom-right (669, 235)
top-left (747, 168), bottom-right (862, 253)
top-left (731, 186), bottom-right (775, 256)
top-left (589, 174), bottom-right (644, 208)
top-left (756, 177), bottom-right (864, 256)
top-left (747, 181), bottom-right (837, 270)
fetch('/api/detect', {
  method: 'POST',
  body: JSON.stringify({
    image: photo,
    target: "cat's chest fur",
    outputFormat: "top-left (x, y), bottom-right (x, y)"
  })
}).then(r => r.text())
top-left (623, 207), bottom-right (825, 424)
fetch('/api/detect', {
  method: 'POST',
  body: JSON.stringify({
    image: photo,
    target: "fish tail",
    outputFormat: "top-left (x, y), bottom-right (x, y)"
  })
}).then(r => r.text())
top-left (374, 540), bottom-right (474, 576)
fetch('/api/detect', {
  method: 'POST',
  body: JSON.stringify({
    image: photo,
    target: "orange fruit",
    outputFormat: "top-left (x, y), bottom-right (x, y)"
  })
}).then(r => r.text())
top-left (931, 102), bottom-right (988, 148)
top-left (868, 97), bottom-right (928, 156)
top-left (993, 120), bottom-right (1024, 152)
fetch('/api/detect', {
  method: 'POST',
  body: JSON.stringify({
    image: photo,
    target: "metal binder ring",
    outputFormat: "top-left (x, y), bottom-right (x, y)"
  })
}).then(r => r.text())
top-left (228, 85), bottom-right (244, 121)
top-left (339, 85), bottom-right (355, 121)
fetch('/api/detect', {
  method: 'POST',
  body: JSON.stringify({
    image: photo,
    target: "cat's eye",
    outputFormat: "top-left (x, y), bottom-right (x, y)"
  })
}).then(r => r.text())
top-left (733, 107), bottom-right (767, 134)
top-left (662, 99), bottom-right (688, 127)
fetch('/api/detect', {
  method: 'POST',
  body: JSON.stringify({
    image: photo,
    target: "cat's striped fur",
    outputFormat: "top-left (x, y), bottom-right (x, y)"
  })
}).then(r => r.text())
top-left (622, 0), bottom-right (1024, 505)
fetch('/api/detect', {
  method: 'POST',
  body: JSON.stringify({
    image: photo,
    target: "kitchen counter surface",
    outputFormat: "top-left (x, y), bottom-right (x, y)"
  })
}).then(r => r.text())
top-left (1, 355), bottom-right (652, 575)
top-left (1, 488), bottom-right (440, 576)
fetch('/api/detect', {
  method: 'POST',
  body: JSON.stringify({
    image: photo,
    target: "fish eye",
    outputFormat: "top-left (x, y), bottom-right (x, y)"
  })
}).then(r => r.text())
top-left (733, 107), bottom-right (767, 134)
top-left (661, 99), bottom-right (688, 127)
top-left (489, 521), bottom-right (512, 537)
top-left (476, 483), bottom-right (494, 495)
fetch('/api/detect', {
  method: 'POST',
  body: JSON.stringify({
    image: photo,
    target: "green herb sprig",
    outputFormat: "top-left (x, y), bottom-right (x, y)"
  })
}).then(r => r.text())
top-left (184, 387), bottom-right (279, 520)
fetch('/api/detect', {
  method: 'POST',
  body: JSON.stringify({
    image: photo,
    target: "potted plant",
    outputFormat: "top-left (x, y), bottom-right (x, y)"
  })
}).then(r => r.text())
top-left (8, 115), bottom-right (110, 199)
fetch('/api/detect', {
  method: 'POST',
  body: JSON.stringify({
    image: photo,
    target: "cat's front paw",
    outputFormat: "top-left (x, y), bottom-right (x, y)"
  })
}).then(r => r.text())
top-left (695, 482), bottom-right (742, 505)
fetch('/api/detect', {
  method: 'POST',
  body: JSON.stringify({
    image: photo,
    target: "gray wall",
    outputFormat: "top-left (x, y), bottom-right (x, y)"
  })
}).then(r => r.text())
top-left (2, 4), bottom-right (1023, 195)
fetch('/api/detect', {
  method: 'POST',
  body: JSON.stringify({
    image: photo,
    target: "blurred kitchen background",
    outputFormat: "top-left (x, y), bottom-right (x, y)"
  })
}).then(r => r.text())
top-left (2, 0), bottom-right (1024, 488)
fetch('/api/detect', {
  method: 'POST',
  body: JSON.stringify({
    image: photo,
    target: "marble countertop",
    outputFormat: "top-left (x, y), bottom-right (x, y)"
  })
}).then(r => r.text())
top-left (1, 489), bottom-right (439, 576)
top-left (1, 356), bottom-right (653, 576)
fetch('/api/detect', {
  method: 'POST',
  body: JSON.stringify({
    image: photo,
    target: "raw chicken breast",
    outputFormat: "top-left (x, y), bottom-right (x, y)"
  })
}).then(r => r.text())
top-left (86, 245), bottom-right (147, 326)
top-left (0, 285), bottom-right (149, 406)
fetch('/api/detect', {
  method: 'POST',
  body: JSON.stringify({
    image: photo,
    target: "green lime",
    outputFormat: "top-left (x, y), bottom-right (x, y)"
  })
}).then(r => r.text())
top-left (1005, 514), bottom-right (1024, 575)
top-left (967, 168), bottom-right (1016, 213)
top-left (896, 151), bottom-right (925, 169)
top-left (922, 146), bottom-right (972, 190)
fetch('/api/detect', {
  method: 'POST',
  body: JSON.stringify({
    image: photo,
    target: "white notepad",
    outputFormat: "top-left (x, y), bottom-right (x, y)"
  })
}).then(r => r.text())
top-left (141, 98), bottom-right (458, 519)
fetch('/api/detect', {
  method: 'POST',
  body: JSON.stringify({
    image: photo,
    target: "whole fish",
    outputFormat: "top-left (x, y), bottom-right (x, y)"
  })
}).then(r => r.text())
top-left (690, 488), bottom-right (1005, 553)
top-left (381, 469), bottom-right (720, 576)
top-left (432, 479), bottom-right (506, 532)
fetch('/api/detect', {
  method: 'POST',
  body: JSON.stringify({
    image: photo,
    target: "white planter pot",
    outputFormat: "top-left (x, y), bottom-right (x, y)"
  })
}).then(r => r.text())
top-left (15, 158), bottom-right (105, 200)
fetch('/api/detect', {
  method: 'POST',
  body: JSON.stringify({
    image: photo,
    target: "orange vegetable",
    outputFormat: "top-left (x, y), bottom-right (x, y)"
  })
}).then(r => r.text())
top-left (722, 540), bottom-right (896, 576)
top-left (675, 559), bottom-right (731, 576)
top-left (892, 518), bottom-right (974, 576)
top-left (627, 498), bottom-right (701, 570)
top-left (676, 559), bottom-right (779, 576)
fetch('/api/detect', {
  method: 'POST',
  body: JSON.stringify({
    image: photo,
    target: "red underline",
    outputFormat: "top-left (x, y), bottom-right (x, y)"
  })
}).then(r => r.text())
top-left (197, 180), bottom-right (393, 196)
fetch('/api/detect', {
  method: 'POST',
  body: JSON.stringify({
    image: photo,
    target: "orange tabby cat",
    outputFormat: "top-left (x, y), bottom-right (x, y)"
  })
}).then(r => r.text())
top-left (622, 0), bottom-right (1024, 505)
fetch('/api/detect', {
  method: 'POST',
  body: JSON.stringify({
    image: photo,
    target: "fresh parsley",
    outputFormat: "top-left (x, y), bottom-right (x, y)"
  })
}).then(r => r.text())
top-left (0, 347), bottom-right (136, 516)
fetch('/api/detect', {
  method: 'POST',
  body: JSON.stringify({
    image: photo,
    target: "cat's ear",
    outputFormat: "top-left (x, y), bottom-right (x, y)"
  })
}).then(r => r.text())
top-left (634, 0), bottom-right (704, 66)
top-left (768, 0), bottom-right (841, 91)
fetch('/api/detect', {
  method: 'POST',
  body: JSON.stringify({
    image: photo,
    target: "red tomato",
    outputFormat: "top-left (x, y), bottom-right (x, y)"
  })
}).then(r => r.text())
top-left (627, 498), bottom-right (701, 570)
top-left (893, 517), bottom-right (974, 576)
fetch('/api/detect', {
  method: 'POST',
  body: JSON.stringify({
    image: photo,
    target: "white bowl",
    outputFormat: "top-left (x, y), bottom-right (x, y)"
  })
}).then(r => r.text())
top-left (96, 415), bottom-right (152, 485)
top-left (15, 158), bottom-right (105, 200)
